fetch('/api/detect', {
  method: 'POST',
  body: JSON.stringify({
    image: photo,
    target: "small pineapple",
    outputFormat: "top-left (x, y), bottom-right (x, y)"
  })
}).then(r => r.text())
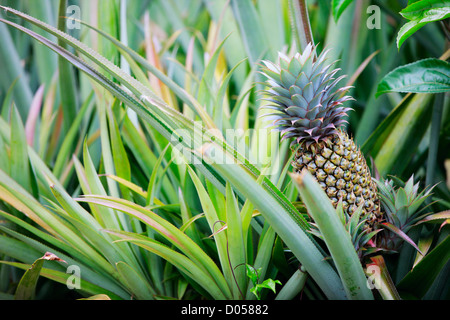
top-left (308, 200), bottom-right (382, 261)
top-left (260, 44), bottom-right (381, 230)
top-left (374, 175), bottom-right (435, 253)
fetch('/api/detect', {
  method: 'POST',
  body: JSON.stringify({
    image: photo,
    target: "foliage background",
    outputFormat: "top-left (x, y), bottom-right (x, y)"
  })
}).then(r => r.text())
top-left (0, 0), bottom-right (448, 300)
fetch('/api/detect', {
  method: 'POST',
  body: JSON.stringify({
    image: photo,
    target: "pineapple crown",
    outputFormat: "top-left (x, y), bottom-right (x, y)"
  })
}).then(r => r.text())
top-left (259, 44), bottom-right (353, 148)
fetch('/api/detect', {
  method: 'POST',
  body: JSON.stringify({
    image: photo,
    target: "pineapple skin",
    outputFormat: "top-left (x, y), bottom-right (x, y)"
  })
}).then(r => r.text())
top-left (291, 130), bottom-right (381, 230)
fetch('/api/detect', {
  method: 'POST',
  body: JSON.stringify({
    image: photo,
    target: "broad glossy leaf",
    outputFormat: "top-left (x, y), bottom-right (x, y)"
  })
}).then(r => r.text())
top-left (376, 59), bottom-right (450, 96)
top-left (259, 278), bottom-right (282, 293)
top-left (397, 1), bottom-right (450, 48)
top-left (245, 264), bottom-right (260, 285)
top-left (332, 0), bottom-right (354, 21)
top-left (400, 0), bottom-right (450, 21)
top-left (396, 19), bottom-right (429, 50)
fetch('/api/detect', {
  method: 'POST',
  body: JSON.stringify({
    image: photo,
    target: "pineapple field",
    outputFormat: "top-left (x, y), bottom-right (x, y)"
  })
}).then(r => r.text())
top-left (0, 0), bottom-right (449, 303)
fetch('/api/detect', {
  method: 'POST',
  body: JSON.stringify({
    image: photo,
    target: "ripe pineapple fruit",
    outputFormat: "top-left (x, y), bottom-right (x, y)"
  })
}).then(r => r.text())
top-left (260, 44), bottom-right (381, 230)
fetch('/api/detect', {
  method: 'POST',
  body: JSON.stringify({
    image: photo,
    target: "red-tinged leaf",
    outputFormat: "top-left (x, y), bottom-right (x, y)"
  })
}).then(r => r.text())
top-left (366, 255), bottom-right (401, 300)
top-left (25, 85), bottom-right (45, 146)
top-left (381, 222), bottom-right (423, 255)
top-left (412, 210), bottom-right (450, 227)
top-left (439, 219), bottom-right (449, 232)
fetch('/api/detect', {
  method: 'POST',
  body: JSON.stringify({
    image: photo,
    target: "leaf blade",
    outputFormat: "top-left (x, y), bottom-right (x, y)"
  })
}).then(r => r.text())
top-left (377, 58), bottom-right (450, 96)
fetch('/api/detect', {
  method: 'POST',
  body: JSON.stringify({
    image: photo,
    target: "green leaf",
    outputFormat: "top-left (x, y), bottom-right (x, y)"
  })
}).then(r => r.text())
top-left (362, 93), bottom-right (433, 176)
top-left (77, 194), bottom-right (233, 299)
top-left (381, 222), bottom-right (423, 255)
top-left (52, 92), bottom-right (94, 180)
top-left (0, 20), bottom-right (33, 119)
top-left (14, 252), bottom-right (66, 300)
top-left (413, 210), bottom-right (450, 225)
top-left (396, 19), bottom-right (429, 49)
top-left (289, 0), bottom-right (315, 53)
top-left (377, 59), bottom-right (450, 96)
top-left (0, 260), bottom-right (124, 300)
top-left (105, 230), bottom-right (229, 300)
top-left (397, 1), bottom-right (450, 48)
top-left (245, 264), bottom-right (260, 286)
top-left (107, 101), bottom-right (132, 199)
top-left (14, 258), bottom-right (44, 300)
top-left (400, 0), bottom-right (450, 21)
top-left (10, 106), bottom-right (31, 193)
top-left (258, 278), bottom-right (282, 294)
top-left (332, 0), bottom-right (354, 21)
top-left (397, 235), bottom-right (450, 299)
top-left (115, 261), bottom-right (155, 300)
top-left (57, 0), bottom-right (79, 134)
top-left (245, 226), bottom-right (276, 300)
top-left (199, 144), bottom-right (347, 299)
top-left (186, 166), bottom-right (234, 294)
top-left (230, 0), bottom-right (271, 64)
top-left (290, 170), bottom-right (374, 300)
top-left (225, 183), bottom-right (247, 299)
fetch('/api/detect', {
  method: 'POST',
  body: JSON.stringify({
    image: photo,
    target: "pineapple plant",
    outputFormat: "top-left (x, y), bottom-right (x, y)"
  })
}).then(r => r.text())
top-left (260, 44), bottom-right (382, 231)
top-left (308, 199), bottom-right (382, 261)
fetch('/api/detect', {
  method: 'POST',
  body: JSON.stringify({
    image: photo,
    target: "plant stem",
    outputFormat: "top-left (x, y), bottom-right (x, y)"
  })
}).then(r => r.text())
top-left (366, 255), bottom-right (401, 300)
top-left (289, 0), bottom-right (315, 56)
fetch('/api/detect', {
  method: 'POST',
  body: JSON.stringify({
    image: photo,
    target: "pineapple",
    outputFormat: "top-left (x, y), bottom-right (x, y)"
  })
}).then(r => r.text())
top-left (260, 44), bottom-right (381, 230)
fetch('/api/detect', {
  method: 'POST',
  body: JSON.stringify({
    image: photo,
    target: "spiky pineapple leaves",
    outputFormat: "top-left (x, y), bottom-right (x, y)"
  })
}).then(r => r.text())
top-left (397, 235), bottom-right (450, 299)
top-left (290, 170), bottom-right (374, 300)
top-left (374, 173), bottom-right (450, 282)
